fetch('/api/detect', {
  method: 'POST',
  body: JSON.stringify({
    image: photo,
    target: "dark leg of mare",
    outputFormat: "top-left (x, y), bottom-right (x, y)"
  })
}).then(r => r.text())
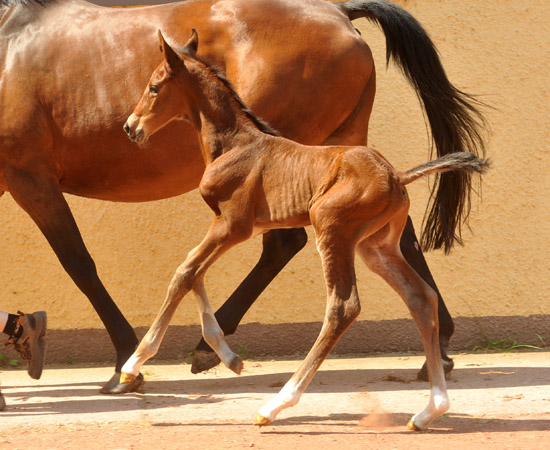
top-left (400, 217), bottom-right (454, 380)
top-left (3, 166), bottom-right (139, 393)
top-left (191, 228), bottom-right (307, 372)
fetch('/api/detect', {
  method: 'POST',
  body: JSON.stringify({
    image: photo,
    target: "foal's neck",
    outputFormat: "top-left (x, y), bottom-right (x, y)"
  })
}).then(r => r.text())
top-left (186, 63), bottom-right (269, 165)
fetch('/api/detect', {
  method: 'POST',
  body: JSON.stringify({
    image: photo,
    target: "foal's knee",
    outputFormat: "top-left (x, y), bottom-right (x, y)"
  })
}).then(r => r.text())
top-left (168, 266), bottom-right (196, 297)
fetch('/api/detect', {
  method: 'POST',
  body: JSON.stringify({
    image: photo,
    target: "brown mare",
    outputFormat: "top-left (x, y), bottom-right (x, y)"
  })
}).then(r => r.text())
top-left (0, 0), bottom-right (486, 393)
top-left (121, 30), bottom-right (489, 429)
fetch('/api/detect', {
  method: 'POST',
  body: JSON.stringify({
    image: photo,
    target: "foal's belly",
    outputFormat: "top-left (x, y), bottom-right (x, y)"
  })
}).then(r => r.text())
top-left (253, 195), bottom-right (312, 231)
top-left (254, 212), bottom-right (312, 232)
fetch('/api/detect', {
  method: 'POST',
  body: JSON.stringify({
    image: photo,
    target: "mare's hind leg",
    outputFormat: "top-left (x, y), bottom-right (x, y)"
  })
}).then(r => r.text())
top-left (357, 224), bottom-right (449, 430)
top-left (401, 217), bottom-right (455, 380)
top-left (192, 228), bottom-right (307, 372)
top-left (255, 232), bottom-right (360, 426)
top-left (325, 73), bottom-right (454, 380)
top-left (2, 165), bottom-right (138, 394)
top-left (120, 217), bottom-right (246, 386)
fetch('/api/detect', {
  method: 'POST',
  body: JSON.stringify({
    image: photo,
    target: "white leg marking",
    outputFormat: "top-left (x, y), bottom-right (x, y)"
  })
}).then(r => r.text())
top-left (258, 380), bottom-right (301, 422)
top-left (193, 281), bottom-right (240, 371)
top-left (411, 385), bottom-right (450, 430)
top-left (121, 354), bottom-right (142, 377)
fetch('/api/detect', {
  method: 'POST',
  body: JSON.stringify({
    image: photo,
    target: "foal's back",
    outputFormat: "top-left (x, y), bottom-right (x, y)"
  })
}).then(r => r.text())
top-left (201, 135), bottom-right (403, 233)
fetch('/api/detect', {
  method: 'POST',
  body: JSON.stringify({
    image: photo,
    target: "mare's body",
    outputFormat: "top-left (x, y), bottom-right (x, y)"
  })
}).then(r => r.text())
top-left (121, 30), bottom-right (489, 428)
top-left (0, 0), bottom-right (485, 391)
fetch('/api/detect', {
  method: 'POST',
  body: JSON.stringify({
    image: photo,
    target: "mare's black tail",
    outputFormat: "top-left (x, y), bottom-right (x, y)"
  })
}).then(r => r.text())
top-left (399, 152), bottom-right (490, 250)
top-left (334, 0), bottom-right (489, 252)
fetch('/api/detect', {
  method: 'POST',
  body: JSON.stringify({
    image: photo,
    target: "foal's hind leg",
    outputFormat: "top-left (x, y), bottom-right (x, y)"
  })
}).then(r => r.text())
top-left (401, 217), bottom-right (455, 380)
top-left (358, 231), bottom-right (449, 430)
top-left (192, 228), bottom-right (307, 373)
top-left (255, 235), bottom-right (360, 426)
top-left (325, 78), bottom-right (454, 380)
top-left (2, 165), bottom-right (138, 394)
top-left (120, 217), bottom-right (245, 385)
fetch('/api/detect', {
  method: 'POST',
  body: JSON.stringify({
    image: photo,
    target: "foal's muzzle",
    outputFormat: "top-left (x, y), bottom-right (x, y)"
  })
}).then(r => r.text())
top-left (123, 115), bottom-right (146, 143)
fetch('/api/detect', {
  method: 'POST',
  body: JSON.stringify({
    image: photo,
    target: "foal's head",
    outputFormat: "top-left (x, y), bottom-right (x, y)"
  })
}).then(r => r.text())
top-left (124, 30), bottom-right (199, 143)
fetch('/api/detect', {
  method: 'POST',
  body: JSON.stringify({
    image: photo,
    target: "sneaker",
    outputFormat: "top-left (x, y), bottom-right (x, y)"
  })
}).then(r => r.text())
top-left (7, 311), bottom-right (47, 380)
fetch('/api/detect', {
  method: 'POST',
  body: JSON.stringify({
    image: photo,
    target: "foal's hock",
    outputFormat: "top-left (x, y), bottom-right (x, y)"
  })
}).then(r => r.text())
top-left (122, 30), bottom-right (489, 430)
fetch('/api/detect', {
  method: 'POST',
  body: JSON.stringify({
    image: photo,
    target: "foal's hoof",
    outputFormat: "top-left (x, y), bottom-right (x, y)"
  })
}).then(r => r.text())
top-left (416, 358), bottom-right (454, 381)
top-left (228, 355), bottom-right (243, 375)
top-left (407, 418), bottom-right (421, 431)
top-left (191, 350), bottom-right (221, 374)
top-left (100, 372), bottom-right (144, 394)
top-left (254, 414), bottom-right (272, 427)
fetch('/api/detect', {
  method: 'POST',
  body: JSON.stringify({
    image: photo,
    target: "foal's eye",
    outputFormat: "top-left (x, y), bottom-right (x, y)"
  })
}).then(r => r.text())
top-left (149, 85), bottom-right (159, 95)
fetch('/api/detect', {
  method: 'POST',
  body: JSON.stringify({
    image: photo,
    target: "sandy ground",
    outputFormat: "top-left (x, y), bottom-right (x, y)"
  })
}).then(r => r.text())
top-left (0, 351), bottom-right (549, 449)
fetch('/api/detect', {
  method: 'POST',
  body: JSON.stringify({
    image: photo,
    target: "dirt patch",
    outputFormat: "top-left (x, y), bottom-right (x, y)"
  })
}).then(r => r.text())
top-left (1, 352), bottom-right (549, 449)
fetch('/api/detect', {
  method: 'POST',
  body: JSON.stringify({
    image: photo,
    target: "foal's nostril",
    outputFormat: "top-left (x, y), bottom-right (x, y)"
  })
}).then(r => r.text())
top-left (123, 122), bottom-right (131, 136)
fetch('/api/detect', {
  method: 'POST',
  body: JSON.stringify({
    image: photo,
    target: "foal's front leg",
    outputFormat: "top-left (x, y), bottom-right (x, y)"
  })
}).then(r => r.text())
top-left (192, 228), bottom-right (308, 373)
top-left (192, 277), bottom-right (243, 374)
top-left (119, 218), bottom-right (244, 386)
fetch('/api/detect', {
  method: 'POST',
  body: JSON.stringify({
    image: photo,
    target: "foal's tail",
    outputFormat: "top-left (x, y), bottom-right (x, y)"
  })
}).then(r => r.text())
top-left (398, 152), bottom-right (490, 249)
top-left (334, 0), bottom-right (489, 253)
top-left (399, 153), bottom-right (490, 187)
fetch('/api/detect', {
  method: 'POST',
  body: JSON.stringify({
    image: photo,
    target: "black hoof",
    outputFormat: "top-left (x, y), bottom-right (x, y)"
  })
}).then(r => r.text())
top-left (100, 372), bottom-right (144, 394)
top-left (417, 358), bottom-right (454, 382)
top-left (191, 350), bottom-right (221, 374)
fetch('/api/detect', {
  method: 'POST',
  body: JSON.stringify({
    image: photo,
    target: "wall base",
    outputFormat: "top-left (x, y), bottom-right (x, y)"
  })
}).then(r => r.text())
top-left (3, 315), bottom-right (548, 367)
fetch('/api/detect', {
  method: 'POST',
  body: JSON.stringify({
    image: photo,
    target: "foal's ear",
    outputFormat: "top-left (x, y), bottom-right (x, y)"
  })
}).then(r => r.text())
top-left (158, 30), bottom-right (183, 73)
top-left (184, 28), bottom-right (199, 54)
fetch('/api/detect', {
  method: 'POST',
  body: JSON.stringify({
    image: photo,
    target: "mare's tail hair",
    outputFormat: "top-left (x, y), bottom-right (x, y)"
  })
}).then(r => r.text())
top-left (399, 152), bottom-right (490, 249)
top-left (335, 0), bottom-right (489, 253)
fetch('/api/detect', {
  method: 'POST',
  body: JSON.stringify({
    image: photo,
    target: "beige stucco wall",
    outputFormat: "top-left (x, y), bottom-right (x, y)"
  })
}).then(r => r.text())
top-left (1, 0), bottom-right (549, 335)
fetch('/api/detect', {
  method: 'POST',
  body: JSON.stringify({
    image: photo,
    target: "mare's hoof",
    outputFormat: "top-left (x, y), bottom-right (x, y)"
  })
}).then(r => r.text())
top-left (100, 372), bottom-right (144, 394)
top-left (254, 414), bottom-right (272, 427)
top-left (191, 350), bottom-right (221, 374)
top-left (416, 357), bottom-right (454, 381)
top-left (228, 355), bottom-right (243, 375)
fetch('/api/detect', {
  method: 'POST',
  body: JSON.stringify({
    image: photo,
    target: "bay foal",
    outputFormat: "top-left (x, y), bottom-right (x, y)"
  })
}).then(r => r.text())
top-left (123, 30), bottom-right (488, 429)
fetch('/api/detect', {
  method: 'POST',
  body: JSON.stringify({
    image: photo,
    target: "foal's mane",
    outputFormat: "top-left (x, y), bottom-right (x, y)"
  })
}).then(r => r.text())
top-left (181, 49), bottom-right (280, 137)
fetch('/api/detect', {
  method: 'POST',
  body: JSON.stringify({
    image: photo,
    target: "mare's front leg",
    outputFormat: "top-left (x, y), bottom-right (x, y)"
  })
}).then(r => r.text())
top-left (192, 228), bottom-right (307, 373)
top-left (2, 164), bottom-right (138, 394)
top-left (400, 217), bottom-right (455, 380)
top-left (255, 230), bottom-right (360, 426)
top-left (119, 217), bottom-right (245, 389)
top-left (358, 228), bottom-right (449, 430)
